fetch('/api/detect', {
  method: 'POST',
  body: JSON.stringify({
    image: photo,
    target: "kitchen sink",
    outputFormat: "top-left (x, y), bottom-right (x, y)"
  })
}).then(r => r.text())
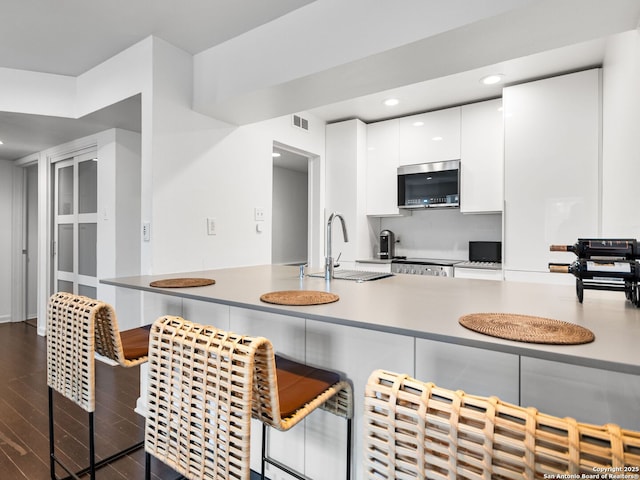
top-left (308, 270), bottom-right (394, 281)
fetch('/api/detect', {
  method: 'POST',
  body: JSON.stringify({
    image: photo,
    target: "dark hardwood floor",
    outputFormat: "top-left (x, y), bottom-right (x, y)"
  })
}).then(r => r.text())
top-left (0, 321), bottom-right (182, 479)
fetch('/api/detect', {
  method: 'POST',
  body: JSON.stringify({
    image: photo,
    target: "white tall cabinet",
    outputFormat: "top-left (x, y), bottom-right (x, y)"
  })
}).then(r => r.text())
top-left (503, 69), bottom-right (601, 282)
top-left (460, 99), bottom-right (503, 213)
top-left (325, 119), bottom-right (372, 262)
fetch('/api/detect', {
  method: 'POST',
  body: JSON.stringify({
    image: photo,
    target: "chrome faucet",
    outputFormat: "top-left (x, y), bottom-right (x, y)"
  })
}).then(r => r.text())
top-left (325, 212), bottom-right (349, 280)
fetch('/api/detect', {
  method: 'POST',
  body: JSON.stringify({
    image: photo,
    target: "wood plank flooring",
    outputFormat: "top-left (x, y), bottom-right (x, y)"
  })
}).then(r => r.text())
top-left (0, 321), bottom-right (187, 479)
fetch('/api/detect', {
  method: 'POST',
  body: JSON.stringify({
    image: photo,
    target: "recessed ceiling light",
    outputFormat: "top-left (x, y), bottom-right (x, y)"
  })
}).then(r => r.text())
top-left (432, 136), bottom-right (443, 142)
top-left (383, 98), bottom-right (399, 107)
top-left (272, 152), bottom-right (281, 158)
top-left (412, 121), bottom-right (424, 127)
top-left (0, 140), bottom-right (4, 145)
top-left (481, 74), bottom-right (504, 85)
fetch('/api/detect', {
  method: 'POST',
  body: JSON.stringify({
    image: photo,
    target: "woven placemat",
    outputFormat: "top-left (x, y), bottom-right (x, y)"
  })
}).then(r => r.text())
top-left (260, 290), bottom-right (339, 306)
top-left (459, 313), bottom-right (595, 345)
top-left (149, 278), bottom-right (215, 288)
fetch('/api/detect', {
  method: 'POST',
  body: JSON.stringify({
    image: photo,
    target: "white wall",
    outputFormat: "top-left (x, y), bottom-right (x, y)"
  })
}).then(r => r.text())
top-left (380, 210), bottom-right (502, 261)
top-left (147, 113), bottom-right (326, 274)
top-left (602, 29), bottom-right (640, 237)
top-left (0, 160), bottom-right (13, 322)
top-left (0, 67), bottom-right (75, 117)
top-left (4, 37), bottom-right (328, 333)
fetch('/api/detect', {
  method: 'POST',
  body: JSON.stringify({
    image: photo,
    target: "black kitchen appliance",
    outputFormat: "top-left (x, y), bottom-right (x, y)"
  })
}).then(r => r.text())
top-left (469, 241), bottom-right (502, 263)
top-left (379, 230), bottom-right (395, 259)
top-left (397, 160), bottom-right (460, 209)
top-left (391, 258), bottom-right (458, 277)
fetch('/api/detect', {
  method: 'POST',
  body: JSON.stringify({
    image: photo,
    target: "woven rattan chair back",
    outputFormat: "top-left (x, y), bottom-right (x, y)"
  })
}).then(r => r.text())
top-left (47, 292), bottom-right (147, 480)
top-left (145, 316), bottom-right (354, 480)
top-left (47, 292), bottom-right (101, 412)
top-left (145, 315), bottom-right (269, 480)
top-left (364, 369), bottom-right (640, 479)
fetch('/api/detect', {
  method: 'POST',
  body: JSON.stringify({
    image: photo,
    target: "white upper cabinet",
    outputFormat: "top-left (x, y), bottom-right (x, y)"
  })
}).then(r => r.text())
top-left (503, 69), bottom-right (600, 277)
top-left (460, 99), bottom-right (504, 213)
top-left (366, 118), bottom-right (404, 216)
top-left (398, 106), bottom-right (461, 166)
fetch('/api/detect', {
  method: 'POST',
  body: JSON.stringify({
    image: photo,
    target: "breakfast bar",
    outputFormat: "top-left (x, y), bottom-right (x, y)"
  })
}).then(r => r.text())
top-left (102, 265), bottom-right (640, 479)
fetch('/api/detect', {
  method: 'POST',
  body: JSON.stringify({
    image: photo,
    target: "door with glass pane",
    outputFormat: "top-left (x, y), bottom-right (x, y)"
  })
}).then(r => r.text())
top-left (54, 151), bottom-right (98, 299)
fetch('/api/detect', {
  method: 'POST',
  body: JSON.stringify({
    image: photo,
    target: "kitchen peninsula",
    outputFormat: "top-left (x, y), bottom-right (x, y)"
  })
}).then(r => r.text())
top-left (102, 265), bottom-right (640, 479)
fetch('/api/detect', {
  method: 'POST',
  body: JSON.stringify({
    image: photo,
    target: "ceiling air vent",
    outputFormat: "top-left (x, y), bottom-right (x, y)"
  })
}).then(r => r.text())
top-left (292, 114), bottom-right (309, 131)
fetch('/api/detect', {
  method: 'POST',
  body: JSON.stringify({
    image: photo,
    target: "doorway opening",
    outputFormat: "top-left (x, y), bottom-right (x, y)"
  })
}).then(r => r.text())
top-left (272, 142), bottom-right (319, 267)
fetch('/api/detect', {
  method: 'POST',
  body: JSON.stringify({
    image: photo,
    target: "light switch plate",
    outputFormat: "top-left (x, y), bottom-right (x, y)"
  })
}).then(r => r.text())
top-left (142, 222), bottom-right (151, 241)
top-left (207, 218), bottom-right (216, 235)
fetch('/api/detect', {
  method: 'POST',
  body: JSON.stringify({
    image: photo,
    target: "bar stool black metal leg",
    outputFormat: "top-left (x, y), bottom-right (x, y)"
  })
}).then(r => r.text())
top-left (145, 451), bottom-right (151, 480)
top-left (49, 387), bottom-right (56, 480)
top-left (261, 420), bottom-right (352, 480)
top-left (49, 386), bottom-right (143, 480)
top-left (88, 412), bottom-right (96, 480)
top-left (346, 417), bottom-right (352, 480)
top-left (261, 423), bottom-right (267, 480)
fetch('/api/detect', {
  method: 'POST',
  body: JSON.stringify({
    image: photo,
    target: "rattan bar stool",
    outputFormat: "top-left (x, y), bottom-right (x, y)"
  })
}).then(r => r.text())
top-left (47, 292), bottom-right (151, 480)
top-left (144, 316), bottom-right (353, 480)
top-left (363, 369), bottom-right (640, 479)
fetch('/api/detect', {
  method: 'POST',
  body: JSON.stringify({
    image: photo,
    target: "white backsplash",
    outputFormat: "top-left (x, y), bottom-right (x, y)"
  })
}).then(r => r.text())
top-left (377, 209), bottom-right (502, 260)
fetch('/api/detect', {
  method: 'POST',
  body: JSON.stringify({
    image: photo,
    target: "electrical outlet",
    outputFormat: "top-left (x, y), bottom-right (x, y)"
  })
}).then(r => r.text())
top-left (254, 207), bottom-right (265, 221)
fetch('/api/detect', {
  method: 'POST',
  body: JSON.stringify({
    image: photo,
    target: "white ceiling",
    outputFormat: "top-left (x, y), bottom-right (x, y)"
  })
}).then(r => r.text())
top-left (273, 146), bottom-right (309, 174)
top-left (0, 0), bottom-right (314, 76)
top-left (1, 0), bottom-right (639, 161)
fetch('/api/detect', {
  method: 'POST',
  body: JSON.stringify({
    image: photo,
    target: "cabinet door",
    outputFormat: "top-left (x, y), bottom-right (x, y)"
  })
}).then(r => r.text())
top-left (305, 320), bottom-right (414, 480)
top-left (453, 267), bottom-right (503, 280)
top-left (326, 119), bottom-right (368, 261)
top-left (399, 106), bottom-right (461, 166)
top-left (366, 119), bottom-right (401, 216)
top-left (230, 307), bottom-right (307, 476)
top-left (460, 99), bottom-right (504, 213)
top-left (415, 338), bottom-right (519, 403)
top-left (521, 357), bottom-right (640, 430)
top-left (503, 69), bottom-right (600, 275)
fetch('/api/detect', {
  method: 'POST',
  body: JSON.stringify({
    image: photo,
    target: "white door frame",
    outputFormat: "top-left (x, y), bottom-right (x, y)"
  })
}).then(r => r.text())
top-left (273, 141), bottom-right (324, 269)
top-left (11, 139), bottom-right (98, 336)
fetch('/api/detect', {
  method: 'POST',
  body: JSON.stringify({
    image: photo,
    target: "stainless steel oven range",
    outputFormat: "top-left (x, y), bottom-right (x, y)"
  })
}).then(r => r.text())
top-left (391, 258), bottom-right (458, 277)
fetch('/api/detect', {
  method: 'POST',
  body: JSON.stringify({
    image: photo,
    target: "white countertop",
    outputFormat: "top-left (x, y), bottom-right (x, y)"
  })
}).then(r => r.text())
top-left (101, 265), bottom-right (640, 375)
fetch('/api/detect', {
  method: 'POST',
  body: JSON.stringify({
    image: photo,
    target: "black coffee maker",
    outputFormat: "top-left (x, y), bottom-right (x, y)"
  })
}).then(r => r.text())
top-left (378, 230), bottom-right (395, 259)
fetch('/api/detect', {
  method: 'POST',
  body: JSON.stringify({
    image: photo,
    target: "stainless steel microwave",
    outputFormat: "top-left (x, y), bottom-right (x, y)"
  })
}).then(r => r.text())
top-left (397, 160), bottom-right (460, 209)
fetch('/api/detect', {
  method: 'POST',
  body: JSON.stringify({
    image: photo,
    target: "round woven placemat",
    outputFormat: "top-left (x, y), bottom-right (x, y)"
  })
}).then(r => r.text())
top-left (459, 313), bottom-right (595, 345)
top-left (149, 278), bottom-right (215, 288)
top-left (260, 290), bottom-right (339, 306)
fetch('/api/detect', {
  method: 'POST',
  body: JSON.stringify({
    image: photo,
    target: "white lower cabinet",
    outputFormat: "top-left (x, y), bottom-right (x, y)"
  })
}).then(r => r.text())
top-left (229, 307), bottom-right (307, 477)
top-left (453, 266), bottom-right (503, 280)
top-left (305, 320), bottom-right (414, 480)
top-left (521, 357), bottom-right (640, 430)
top-left (415, 338), bottom-right (520, 404)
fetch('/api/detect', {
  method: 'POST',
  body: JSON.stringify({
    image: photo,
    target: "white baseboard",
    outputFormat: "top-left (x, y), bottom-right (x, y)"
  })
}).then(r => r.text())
top-left (0, 314), bottom-right (11, 324)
